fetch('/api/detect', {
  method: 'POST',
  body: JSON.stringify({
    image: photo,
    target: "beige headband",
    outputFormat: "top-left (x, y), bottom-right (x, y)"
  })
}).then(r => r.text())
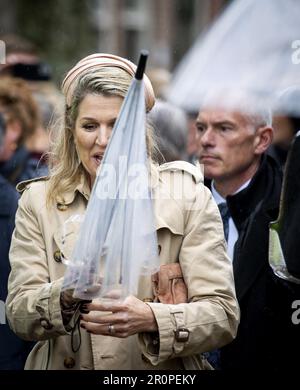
top-left (62, 53), bottom-right (155, 112)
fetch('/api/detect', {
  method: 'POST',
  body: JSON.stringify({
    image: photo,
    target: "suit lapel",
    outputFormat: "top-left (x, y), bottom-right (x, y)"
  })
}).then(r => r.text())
top-left (233, 209), bottom-right (271, 301)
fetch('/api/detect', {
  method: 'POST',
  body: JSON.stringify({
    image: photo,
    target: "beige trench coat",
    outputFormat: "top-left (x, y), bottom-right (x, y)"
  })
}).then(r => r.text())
top-left (6, 162), bottom-right (239, 370)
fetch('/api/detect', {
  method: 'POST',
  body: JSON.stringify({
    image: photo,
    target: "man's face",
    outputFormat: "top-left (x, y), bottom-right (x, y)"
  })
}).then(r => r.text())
top-left (196, 109), bottom-right (260, 182)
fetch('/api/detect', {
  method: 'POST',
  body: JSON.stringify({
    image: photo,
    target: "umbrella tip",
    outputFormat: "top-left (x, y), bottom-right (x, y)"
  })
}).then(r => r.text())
top-left (135, 50), bottom-right (149, 80)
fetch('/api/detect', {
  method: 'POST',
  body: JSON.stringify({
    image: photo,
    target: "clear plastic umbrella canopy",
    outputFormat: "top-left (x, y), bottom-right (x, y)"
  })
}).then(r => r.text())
top-left (62, 52), bottom-right (159, 301)
top-left (168, 0), bottom-right (300, 115)
top-left (269, 131), bottom-right (300, 284)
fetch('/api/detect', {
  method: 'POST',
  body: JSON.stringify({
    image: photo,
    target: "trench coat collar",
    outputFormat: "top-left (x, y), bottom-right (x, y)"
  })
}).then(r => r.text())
top-left (150, 163), bottom-right (184, 235)
top-left (57, 163), bottom-right (158, 206)
top-left (55, 164), bottom-right (184, 235)
top-left (56, 174), bottom-right (91, 205)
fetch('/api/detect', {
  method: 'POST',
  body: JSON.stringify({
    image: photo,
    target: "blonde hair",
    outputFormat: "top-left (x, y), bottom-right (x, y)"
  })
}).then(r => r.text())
top-left (47, 67), bottom-right (157, 205)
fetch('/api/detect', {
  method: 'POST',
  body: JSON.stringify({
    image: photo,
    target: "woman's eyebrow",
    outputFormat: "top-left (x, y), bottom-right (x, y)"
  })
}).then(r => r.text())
top-left (80, 117), bottom-right (97, 121)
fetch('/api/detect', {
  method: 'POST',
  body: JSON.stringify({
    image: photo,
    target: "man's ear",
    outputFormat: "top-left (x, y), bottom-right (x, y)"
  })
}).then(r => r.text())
top-left (254, 126), bottom-right (273, 155)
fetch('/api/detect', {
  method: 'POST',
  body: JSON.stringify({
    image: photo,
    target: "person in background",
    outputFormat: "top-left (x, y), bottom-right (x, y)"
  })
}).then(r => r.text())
top-left (196, 97), bottom-right (299, 370)
top-left (0, 77), bottom-right (48, 185)
top-left (186, 111), bottom-right (199, 164)
top-left (0, 112), bottom-right (34, 370)
top-left (268, 86), bottom-right (300, 169)
top-left (148, 99), bottom-right (188, 162)
top-left (0, 34), bottom-right (63, 156)
top-left (147, 67), bottom-right (198, 164)
top-left (6, 53), bottom-right (239, 370)
top-left (147, 67), bottom-right (171, 100)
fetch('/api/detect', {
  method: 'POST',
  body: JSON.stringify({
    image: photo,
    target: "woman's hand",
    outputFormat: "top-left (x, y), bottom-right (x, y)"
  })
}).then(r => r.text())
top-left (80, 295), bottom-right (158, 338)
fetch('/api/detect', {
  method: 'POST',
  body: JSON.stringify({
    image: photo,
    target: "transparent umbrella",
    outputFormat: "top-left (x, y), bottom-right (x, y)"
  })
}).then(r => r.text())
top-left (168, 0), bottom-right (300, 115)
top-left (269, 131), bottom-right (300, 284)
top-left (62, 51), bottom-right (159, 300)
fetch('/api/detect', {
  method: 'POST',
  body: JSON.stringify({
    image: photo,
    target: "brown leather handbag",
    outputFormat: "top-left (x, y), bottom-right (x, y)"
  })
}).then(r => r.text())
top-left (151, 262), bottom-right (213, 370)
top-left (151, 263), bottom-right (188, 304)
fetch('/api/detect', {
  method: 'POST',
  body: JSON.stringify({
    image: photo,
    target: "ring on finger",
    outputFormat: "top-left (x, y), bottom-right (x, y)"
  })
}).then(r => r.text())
top-left (108, 324), bottom-right (115, 335)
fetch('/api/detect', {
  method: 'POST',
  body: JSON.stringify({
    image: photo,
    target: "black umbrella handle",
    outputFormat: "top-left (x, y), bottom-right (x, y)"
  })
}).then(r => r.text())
top-left (135, 50), bottom-right (149, 80)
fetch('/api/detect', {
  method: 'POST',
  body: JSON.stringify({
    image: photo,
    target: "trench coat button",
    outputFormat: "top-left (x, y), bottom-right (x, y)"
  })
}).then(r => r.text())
top-left (39, 318), bottom-right (54, 330)
top-left (57, 203), bottom-right (68, 211)
top-left (152, 337), bottom-right (159, 346)
top-left (53, 250), bottom-right (62, 263)
top-left (64, 357), bottom-right (75, 369)
top-left (174, 328), bottom-right (190, 342)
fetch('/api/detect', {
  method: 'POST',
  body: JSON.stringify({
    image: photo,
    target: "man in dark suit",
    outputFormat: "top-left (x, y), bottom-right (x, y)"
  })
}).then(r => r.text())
top-left (196, 102), bottom-right (299, 370)
top-left (0, 112), bottom-right (33, 369)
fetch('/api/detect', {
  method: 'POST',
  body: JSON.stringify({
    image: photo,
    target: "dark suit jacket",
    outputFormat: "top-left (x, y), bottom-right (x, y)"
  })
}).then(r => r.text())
top-left (207, 155), bottom-right (300, 370)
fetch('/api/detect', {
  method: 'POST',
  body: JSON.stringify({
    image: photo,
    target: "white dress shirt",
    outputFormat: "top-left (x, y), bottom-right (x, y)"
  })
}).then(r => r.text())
top-left (211, 180), bottom-right (251, 261)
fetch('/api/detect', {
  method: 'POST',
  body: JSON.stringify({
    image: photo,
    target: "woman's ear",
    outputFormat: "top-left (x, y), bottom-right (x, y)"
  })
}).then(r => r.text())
top-left (254, 126), bottom-right (273, 155)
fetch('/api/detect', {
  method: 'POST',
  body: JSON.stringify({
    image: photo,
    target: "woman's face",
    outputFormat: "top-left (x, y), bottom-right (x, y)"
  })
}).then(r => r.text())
top-left (74, 93), bottom-right (123, 187)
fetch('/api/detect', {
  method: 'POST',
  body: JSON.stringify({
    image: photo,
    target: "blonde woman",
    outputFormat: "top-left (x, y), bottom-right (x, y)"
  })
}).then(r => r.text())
top-left (6, 54), bottom-right (239, 370)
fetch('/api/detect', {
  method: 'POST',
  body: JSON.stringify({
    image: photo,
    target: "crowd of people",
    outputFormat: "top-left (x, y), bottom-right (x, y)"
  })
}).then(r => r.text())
top-left (0, 34), bottom-right (299, 371)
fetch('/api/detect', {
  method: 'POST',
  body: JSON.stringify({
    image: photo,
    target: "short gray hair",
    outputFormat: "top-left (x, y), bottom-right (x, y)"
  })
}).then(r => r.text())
top-left (243, 108), bottom-right (272, 129)
top-left (148, 100), bottom-right (188, 162)
top-left (234, 96), bottom-right (272, 128)
top-left (201, 88), bottom-right (272, 129)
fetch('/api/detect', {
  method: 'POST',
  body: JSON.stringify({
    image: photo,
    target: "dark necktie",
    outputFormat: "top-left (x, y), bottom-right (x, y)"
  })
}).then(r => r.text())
top-left (218, 202), bottom-right (230, 242)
